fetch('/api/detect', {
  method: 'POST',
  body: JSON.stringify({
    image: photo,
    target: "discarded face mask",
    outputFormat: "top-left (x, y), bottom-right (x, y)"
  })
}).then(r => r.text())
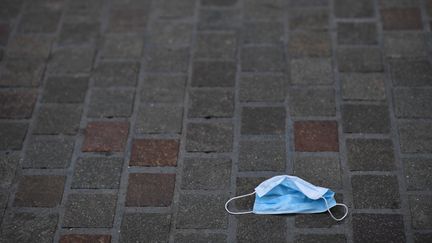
top-left (225, 175), bottom-right (348, 221)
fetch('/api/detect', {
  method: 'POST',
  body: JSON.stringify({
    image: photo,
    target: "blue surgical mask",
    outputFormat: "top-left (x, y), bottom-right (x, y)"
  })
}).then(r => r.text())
top-left (225, 175), bottom-right (348, 221)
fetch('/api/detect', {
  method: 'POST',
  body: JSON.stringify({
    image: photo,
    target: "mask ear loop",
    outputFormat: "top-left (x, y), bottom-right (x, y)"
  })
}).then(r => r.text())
top-left (321, 197), bottom-right (349, 221)
top-left (225, 191), bottom-right (256, 215)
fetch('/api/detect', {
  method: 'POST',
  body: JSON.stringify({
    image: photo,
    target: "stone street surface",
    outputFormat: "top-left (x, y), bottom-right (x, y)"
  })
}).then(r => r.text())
top-left (1, 0), bottom-right (432, 242)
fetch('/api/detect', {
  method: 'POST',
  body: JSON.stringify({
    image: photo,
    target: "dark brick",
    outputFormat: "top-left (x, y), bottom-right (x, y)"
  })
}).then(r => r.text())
top-left (237, 214), bottom-right (286, 243)
top-left (154, 0), bottom-right (195, 18)
top-left (130, 139), bottom-right (179, 166)
top-left (0, 90), bottom-right (37, 118)
top-left (294, 121), bottom-right (339, 152)
top-left (241, 46), bottom-right (285, 72)
top-left (88, 89), bottom-right (134, 118)
top-left (141, 75), bottom-right (186, 103)
top-left (188, 89), bottom-right (234, 118)
top-left (337, 47), bottom-right (383, 72)
top-left (202, 0), bottom-right (237, 6)
top-left (18, 11), bottom-right (61, 33)
top-left (404, 158), bottom-right (432, 190)
top-left (192, 61), bottom-right (236, 87)
top-left (120, 213), bottom-right (171, 243)
top-left (135, 105), bottom-right (183, 133)
top-left (334, 0), bottom-right (374, 18)
top-left (82, 121), bottom-right (129, 152)
top-left (100, 34), bottom-right (143, 59)
top-left (108, 8), bottom-right (148, 33)
top-left (288, 87), bottom-right (335, 117)
top-left (33, 104), bottom-right (82, 135)
top-left (337, 22), bottom-right (377, 45)
top-left (92, 62), bottom-right (139, 87)
top-left (240, 74), bottom-right (286, 102)
top-left (14, 175), bottom-right (65, 207)
top-left (294, 234), bottom-right (346, 243)
top-left (239, 140), bottom-right (285, 171)
top-left (6, 35), bottom-right (53, 59)
top-left (384, 32), bottom-right (427, 58)
top-left (60, 234), bottom-right (111, 243)
top-left (243, 22), bottom-right (283, 44)
top-left (63, 193), bottom-right (117, 227)
top-left (352, 175), bottom-right (400, 209)
top-left (177, 193), bottom-right (228, 229)
top-left (0, 59), bottom-right (44, 87)
top-left (346, 139), bottom-right (395, 171)
top-left (0, 152), bottom-right (19, 189)
top-left (289, 31), bottom-right (331, 58)
top-left (59, 22), bottom-right (99, 45)
top-left (340, 73), bottom-right (386, 100)
top-left (175, 233), bottom-right (227, 243)
top-left (149, 21), bottom-right (192, 46)
top-left (198, 9), bottom-right (240, 30)
top-left (126, 173), bottom-right (175, 207)
top-left (181, 157), bottom-right (231, 190)
top-left (0, 123), bottom-right (28, 150)
top-left (241, 107), bottom-right (285, 135)
top-left (399, 120), bottom-right (432, 153)
top-left (290, 58), bottom-right (333, 85)
top-left (294, 156), bottom-right (342, 189)
top-left (342, 104), bottom-right (390, 134)
top-left (409, 195), bottom-right (432, 229)
top-left (48, 47), bottom-right (95, 74)
top-left (195, 32), bottom-right (236, 59)
top-left (289, 8), bottom-right (329, 30)
top-left (236, 177), bottom-right (267, 210)
top-left (43, 76), bottom-right (88, 103)
top-left (146, 47), bottom-right (189, 72)
top-left (390, 59), bottom-right (432, 87)
top-left (381, 8), bottom-right (422, 30)
top-left (24, 136), bottom-right (74, 168)
top-left (186, 123), bottom-right (233, 152)
top-left (0, 23), bottom-right (10, 45)
top-left (394, 88), bottom-right (432, 118)
top-left (415, 233), bottom-right (432, 243)
top-left (353, 214), bottom-right (405, 243)
top-left (244, 0), bottom-right (284, 20)
top-left (72, 157), bottom-right (123, 189)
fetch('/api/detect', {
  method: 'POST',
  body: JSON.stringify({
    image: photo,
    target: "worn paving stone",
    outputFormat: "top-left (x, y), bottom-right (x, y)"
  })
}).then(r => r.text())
top-left (82, 121), bottom-right (129, 152)
top-left (290, 58), bottom-right (333, 85)
top-left (0, 152), bottom-right (19, 189)
top-left (337, 22), bottom-right (377, 45)
top-left (33, 104), bottom-right (82, 135)
top-left (240, 74), bottom-right (286, 102)
top-left (337, 47), bottom-right (383, 72)
top-left (346, 139), bottom-right (395, 171)
top-left (237, 214), bottom-right (286, 243)
top-left (389, 59), bottom-right (432, 87)
top-left (352, 214), bottom-right (405, 243)
top-left (141, 75), bottom-right (186, 103)
top-left (0, 123), bottom-right (28, 150)
top-left (186, 123), bottom-right (233, 152)
top-left (239, 140), bottom-right (285, 172)
top-left (72, 157), bottom-right (123, 189)
top-left (130, 139), bottom-right (179, 167)
top-left (100, 34), bottom-right (143, 59)
top-left (188, 89), bottom-right (234, 118)
top-left (177, 193), bottom-right (228, 229)
top-left (18, 10), bottom-right (61, 33)
top-left (198, 8), bottom-right (240, 30)
top-left (6, 35), bottom-right (53, 59)
top-left (399, 120), bottom-right (432, 153)
top-left (414, 233), bottom-right (432, 243)
top-left (0, 0), bottom-right (22, 21)
top-left (289, 8), bottom-right (329, 30)
top-left (404, 158), bottom-right (432, 191)
top-left (243, 21), bottom-right (283, 44)
top-left (288, 87), bottom-right (336, 117)
top-left (244, 0), bottom-right (284, 20)
top-left (0, 90), bottom-right (37, 118)
top-left (235, 177), bottom-right (267, 210)
top-left (88, 89), bottom-right (134, 118)
top-left (64, 0), bottom-right (104, 22)
top-left (146, 47), bottom-right (189, 72)
top-left (241, 46), bottom-right (285, 72)
top-left (352, 175), bottom-right (400, 209)
top-left (334, 0), bottom-right (374, 18)
top-left (108, 8), bottom-right (148, 33)
top-left (135, 105), bottom-right (183, 134)
top-left (192, 61), bottom-right (236, 87)
top-left (0, 191), bottom-right (7, 220)
top-left (59, 234), bottom-right (111, 243)
top-left (202, 0), bottom-right (238, 6)
top-left (381, 8), bottom-right (422, 30)
top-left (409, 195), bottom-right (432, 229)
top-left (340, 73), bottom-right (386, 100)
top-left (294, 121), bottom-right (339, 152)
top-left (14, 175), bottom-right (65, 207)
top-left (174, 233), bottom-right (227, 243)
top-left (195, 32), bottom-right (236, 59)
top-left (294, 234), bottom-right (347, 243)
top-left (0, 23), bottom-right (10, 45)
top-left (63, 193), bottom-right (117, 228)
top-left (181, 157), bottom-right (231, 190)
top-left (149, 21), bottom-right (192, 46)
top-left (154, 0), bottom-right (195, 18)
top-left (120, 213), bottom-right (171, 243)
top-left (380, 0), bottom-right (420, 8)
top-left (0, 59), bottom-right (44, 87)
top-left (58, 21), bottom-right (99, 45)
top-left (48, 47), bottom-right (95, 74)
top-left (241, 107), bottom-right (285, 135)
top-left (43, 76), bottom-right (88, 103)
top-left (126, 173), bottom-right (175, 207)
top-left (342, 104), bottom-right (390, 134)
top-left (394, 88), bottom-right (432, 118)
top-left (24, 136), bottom-right (74, 169)
top-left (92, 61), bottom-right (139, 87)
top-left (383, 32), bottom-right (427, 58)
top-left (289, 31), bottom-right (331, 58)
top-left (294, 156), bottom-right (342, 189)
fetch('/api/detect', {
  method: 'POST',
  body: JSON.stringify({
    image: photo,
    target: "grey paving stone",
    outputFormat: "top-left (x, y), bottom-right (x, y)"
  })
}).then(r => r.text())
top-left (294, 234), bottom-right (347, 243)
top-left (346, 139), bottom-right (395, 171)
top-left (24, 136), bottom-right (74, 169)
top-left (149, 21), bottom-right (192, 46)
top-left (244, 0), bottom-right (284, 20)
top-left (146, 47), bottom-right (189, 72)
top-left (135, 105), bottom-right (183, 134)
top-left (0, 59), bottom-right (44, 87)
top-left (237, 214), bottom-right (286, 243)
top-left (383, 32), bottom-right (427, 58)
top-left (92, 61), bottom-right (139, 87)
top-left (88, 89), bottom-right (134, 118)
top-left (239, 140), bottom-right (285, 172)
top-left (64, 0), bottom-right (104, 22)
top-left (177, 193), bottom-right (228, 229)
top-left (48, 47), bottom-right (95, 74)
top-left (141, 75), bottom-right (186, 103)
top-left (0, 211), bottom-right (58, 243)
top-left (334, 0), bottom-right (374, 18)
top-left (398, 120), bottom-right (432, 153)
top-left (414, 233), bottom-right (432, 243)
top-left (188, 89), bottom-right (234, 118)
top-left (352, 175), bottom-right (400, 209)
top-left (186, 123), bottom-right (233, 152)
top-left (290, 58), bottom-right (333, 85)
top-left (340, 73), bottom-right (386, 100)
top-left (174, 233), bottom-right (227, 243)
top-left (72, 157), bottom-right (123, 189)
top-left (337, 22), bottom-right (377, 45)
top-left (33, 104), bottom-right (82, 135)
top-left (43, 76), bottom-right (88, 103)
top-left (181, 157), bottom-right (231, 190)
top-left (235, 177), bottom-right (267, 210)
top-left (0, 0), bottom-right (22, 21)
top-left (352, 214), bottom-right (405, 243)
top-left (0, 152), bottom-right (19, 189)
top-left (107, 8), bottom-right (149, 33)
top-left (6, 35), bottom-right (53, 59)
top-left (294, 156), bottom-right (342, 189)
top-left (409, 195), bottom-right (432, 229)
top-left (0, 123), bottom-right (28, 150)
top-left (100, 34), bottom-right (143, 59)
top-left (389, 59), bottom-right (432, 87)
top-left (0, 191), bottom-right (7, 220)
top-left (240, 74), bottom-right (286, 102)
top-left (195, 32), bottom-right (236, 59)
top-left (18, 11), bottom-right (61, 33)
top-left (120, 213), bottom-right (171, 243)
top-left (58, 21), bottom-right (99, 45)
top-left (342, 104), bottom-right (390, 134)
top-left (337, 47), bottom-right (383, 72)
top-left (404, 158), bottom-right (432, 190)
top-left (394, 88), bottom-right (432, 118)
top-left (154, 0), bottom-right (195, 18)
top-left (289, 8), bottom-right (329, 30)
top-left (243, 21), bottom-right (283, 44)
top-left (289, 31), bottom-right (331, 58)
top-left (241, 107), bottom-right (285, 135)
top-left (198, 8), bottom-right (240, 30)
top-left (288, 87), bottom-right (335, 117)
top-left (63, 193), bottom-right (117, 228)
top-left (202, 0), bottom-right (238, 6)
top-left (241, 46), bottom-right (285, 72)
top-left (380, 0), bottom-right (420, 8)
top-left (192, 61), bottom-right (236, 87)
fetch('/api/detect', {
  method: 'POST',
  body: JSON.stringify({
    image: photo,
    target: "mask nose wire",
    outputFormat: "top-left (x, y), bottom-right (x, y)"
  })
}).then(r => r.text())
top-left (225, 191), bottom-right (256, 215)
top-left (321, 197), bottom-right (349, 221)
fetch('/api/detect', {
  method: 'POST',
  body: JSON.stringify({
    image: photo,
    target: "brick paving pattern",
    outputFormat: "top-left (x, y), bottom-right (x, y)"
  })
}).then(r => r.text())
top-left (0, 0), bottom-right (431, 242)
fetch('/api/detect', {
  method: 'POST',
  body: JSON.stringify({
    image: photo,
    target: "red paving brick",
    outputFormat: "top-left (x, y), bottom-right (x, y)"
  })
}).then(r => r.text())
top-left (82, 121), bottom-right (129, 152)
top-left (59, 234), bottom-right (111, 243)
top-left (294, 121), bottom-right (339, 152)
top-left (130, 139), bottom-right (179, 166)
top-left (0, 90), bottom-right (37, 118)
top-left (13, 175), bottom-right (65, 207)
top-left (126, 173), bottom-right (175, 207)
top-left (381, 8), bottom-right (422, 30)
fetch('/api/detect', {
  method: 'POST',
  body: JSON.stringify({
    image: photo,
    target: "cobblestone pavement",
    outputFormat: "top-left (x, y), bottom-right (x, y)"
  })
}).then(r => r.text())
top-left (1, 0), bottom-right (432, 242)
